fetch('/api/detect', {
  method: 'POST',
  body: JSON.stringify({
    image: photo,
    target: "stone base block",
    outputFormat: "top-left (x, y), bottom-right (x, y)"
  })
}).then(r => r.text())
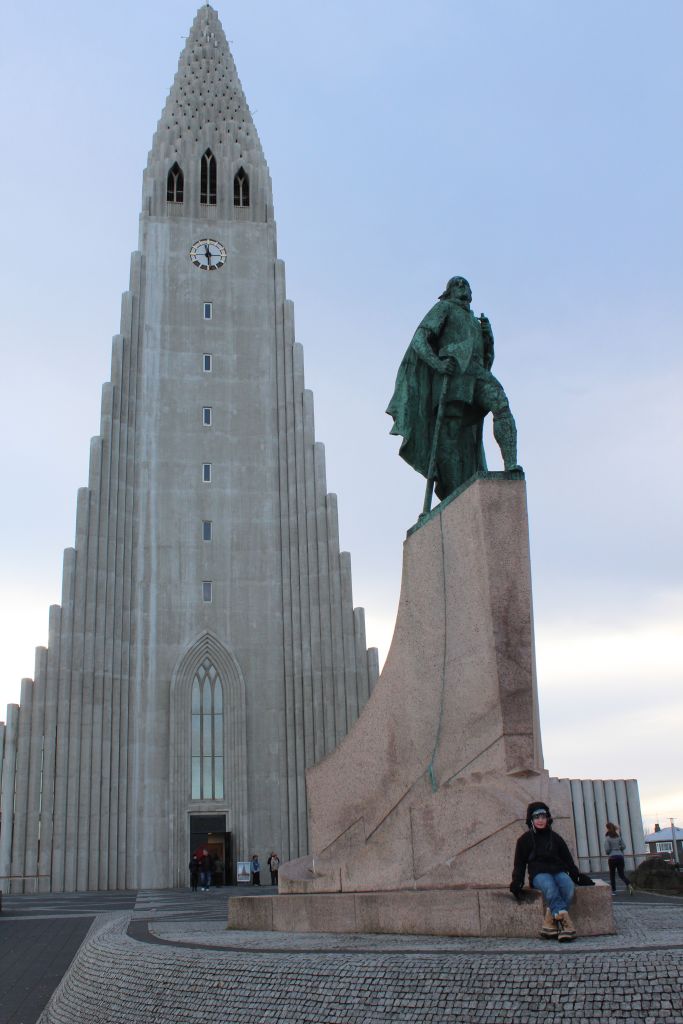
top-left (228, 882), bottom-right (615, 938)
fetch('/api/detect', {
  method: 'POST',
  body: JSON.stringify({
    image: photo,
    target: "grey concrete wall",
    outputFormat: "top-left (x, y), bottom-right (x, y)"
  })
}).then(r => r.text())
top-left (565, 778), bottom-right (647, 872)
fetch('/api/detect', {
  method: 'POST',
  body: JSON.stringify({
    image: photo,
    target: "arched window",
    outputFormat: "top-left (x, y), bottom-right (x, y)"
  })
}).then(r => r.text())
top-left (191, 658), bottom-right (224, 799)
top-left (200, 149), bottom-right (217, 205)
top-left (233, 167), bottom-right (250, 207)
top-left (166, 162), bottom-right (184, 203)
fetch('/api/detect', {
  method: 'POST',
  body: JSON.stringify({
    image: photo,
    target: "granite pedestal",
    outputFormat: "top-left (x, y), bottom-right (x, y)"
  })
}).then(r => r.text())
top-left (230, 475), bottom-right (614, 937)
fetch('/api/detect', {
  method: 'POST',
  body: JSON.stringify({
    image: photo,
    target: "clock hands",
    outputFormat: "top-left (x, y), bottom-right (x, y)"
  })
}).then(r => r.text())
top-left (190, 240), bottom-right (225, 269)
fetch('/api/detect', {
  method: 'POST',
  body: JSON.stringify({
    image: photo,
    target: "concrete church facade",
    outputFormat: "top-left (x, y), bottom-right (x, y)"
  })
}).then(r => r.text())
top-left (0, 6), bottom-right (378, 892)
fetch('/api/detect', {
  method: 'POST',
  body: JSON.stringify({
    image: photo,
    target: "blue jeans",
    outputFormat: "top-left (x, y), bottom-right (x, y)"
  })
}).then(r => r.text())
top-left (531, 872), bottom-right (575, 916)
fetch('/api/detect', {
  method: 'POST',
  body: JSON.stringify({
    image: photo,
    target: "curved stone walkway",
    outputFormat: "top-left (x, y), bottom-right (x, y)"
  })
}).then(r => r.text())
top-left (39, 903), bottom-right (683, 1024)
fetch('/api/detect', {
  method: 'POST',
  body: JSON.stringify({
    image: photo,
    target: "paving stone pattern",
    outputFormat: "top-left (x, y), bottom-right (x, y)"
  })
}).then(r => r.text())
top-left (0, 917), bottom-right (94, 1024)
top-left (38, 901), bottom-right (683, 1024)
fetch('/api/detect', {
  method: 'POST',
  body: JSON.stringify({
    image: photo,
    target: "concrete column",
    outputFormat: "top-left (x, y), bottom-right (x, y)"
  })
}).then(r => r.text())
top-left (274, 275), bottom-right (296, 859)
top-left (76, 441), bottom-right (104, 890)
top-left (38, 606), bottom-right (62, 891)
top-left (112, 331), bottom-right (132, 889)
top-left (24, 648), bottom-right (48, 886)
top-left (302, 390), bottom-right (324, 764)
top-left (283, 313), bottom-right (305, 857)
top-left (89, 386), bottom-right (115, 889)
top-left (353, 607), bottom-right (370, 710)
top-left (604, 779), bottom-right (619, 827)
top-left (121, 275), bottom-right (142, 891)
top-left (64, 488), bottom-right (91, 891)
top-left (0, 706), bottom-right (20, 887)
top-left (52, 549), bottom-right (77, 891)
top-left (10, 680), bottom-right (33, 892)
top-left (292, 344), bottom-right (314, 803)
top-left (581, 778), bottom-right (601, 873)
top-left (339, 552), bottom-right (359, 727)
top-left (110, 335), bottom-right (123, 389)
top-left (367, 648), bottom-right (380, 690)
top-left (313, 444), bottom-right (336, 755)
top-left (615, 781), bottom-right (633, 865)
top-left (591, 779), bottom-right (610, 871)
top-left (569, 779), bottom-right (589, 868)
top-left (0, 724), bottom-right (4, 801)
top-left (326, 495), bottom-right (347, 744)
top-left (100, 378), bottom-right (121, 890)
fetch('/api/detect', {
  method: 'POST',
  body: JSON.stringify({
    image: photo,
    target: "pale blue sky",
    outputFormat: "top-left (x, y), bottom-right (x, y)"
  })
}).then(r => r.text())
top-left (0, 1), bottom-right (681, 828)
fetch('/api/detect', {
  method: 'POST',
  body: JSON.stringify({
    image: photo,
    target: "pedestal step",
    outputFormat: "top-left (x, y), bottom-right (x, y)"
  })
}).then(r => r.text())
top-left (228, 882), bottom-right (615, 938)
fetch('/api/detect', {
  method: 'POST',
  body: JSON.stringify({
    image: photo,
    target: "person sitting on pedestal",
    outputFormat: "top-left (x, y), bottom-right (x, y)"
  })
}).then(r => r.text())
top-left (509, 801), bottom-right (589, 942)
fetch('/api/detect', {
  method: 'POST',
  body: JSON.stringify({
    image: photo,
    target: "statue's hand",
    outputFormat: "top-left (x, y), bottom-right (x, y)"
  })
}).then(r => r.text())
top-left (440, 356), bottom-right (456, 376)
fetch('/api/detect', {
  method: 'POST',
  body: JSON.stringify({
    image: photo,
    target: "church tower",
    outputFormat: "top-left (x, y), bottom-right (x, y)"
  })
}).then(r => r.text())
top-left (0, 5), bottom-right (378, 891)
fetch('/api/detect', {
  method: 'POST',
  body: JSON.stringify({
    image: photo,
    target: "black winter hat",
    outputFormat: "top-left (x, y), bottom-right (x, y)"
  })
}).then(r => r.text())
top-left (525, 801), bottom-right (553, 828)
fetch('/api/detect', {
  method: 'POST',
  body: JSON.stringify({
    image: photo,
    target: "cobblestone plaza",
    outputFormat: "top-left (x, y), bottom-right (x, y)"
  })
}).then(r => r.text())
top-left (11, 890), bottom-right (678, 1023)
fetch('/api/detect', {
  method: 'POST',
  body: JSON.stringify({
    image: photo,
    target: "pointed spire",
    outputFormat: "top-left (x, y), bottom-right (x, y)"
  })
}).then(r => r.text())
top-left (149, 4), bottom-right (264, 166)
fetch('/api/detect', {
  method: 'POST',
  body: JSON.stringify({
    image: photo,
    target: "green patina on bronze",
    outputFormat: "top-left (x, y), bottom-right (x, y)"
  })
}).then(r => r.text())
top-left (387, 277), bottom-right (522, 515)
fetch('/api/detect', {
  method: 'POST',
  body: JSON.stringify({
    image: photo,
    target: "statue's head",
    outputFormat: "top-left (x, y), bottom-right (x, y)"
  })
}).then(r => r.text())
top-left (439, 276), bottom-right (472, 305)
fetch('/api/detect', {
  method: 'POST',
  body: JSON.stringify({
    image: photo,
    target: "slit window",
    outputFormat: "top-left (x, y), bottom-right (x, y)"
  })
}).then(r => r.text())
top-left (167, 162), bottom-right (184, 203)
top-left (203, 302), bottom-right (213, 320)
top-left (203, 407), bottom-right (212, 427)
top-left (203, 353), bottom-right (212, 372)
top-left (202, 581), bottom-right (213, 602)
top-left (201, 149), bottom-right (217, 205)
top-left (202, 463), bottom-right (212, 483)
top-left (203, 520), bottom-right (212, 541)
top-left (233, 167), bottom-right (250, 207)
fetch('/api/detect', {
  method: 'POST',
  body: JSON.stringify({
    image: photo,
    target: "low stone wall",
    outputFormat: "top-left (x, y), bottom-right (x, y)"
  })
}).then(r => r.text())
top-left (228, 883), bottom-right (614, 937)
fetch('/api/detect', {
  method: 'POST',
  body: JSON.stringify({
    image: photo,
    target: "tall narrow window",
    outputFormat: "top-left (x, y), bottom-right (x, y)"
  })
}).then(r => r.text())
top-left (167, 162), bottom-right (184, 203)
top-left (203, 407), bottom-right (212, 426)
top-left (201, 149), bottom-right (217, 205)
top-left (191, 660), bottom-right (224, 799)
top-left (202, 463), bottom-right (212, 482)
top-left (203, 354), bottom-right (212, 372)
top-left (203, 520), bottom-right (212, 541)
top-left (233, 167), bottom-right (250, 207)
top-left (203, 302), bottom-right (213, 320)
top-left (202, 581), bottom-right (213, 602)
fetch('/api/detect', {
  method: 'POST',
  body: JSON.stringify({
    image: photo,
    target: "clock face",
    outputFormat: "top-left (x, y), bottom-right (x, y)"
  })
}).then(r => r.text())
top-left (189, 239), bottom-right (226, 270)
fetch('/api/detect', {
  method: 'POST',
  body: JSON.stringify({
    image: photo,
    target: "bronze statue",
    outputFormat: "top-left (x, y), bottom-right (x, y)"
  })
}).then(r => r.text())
top-left (387, 276), bottom-right (521, 511)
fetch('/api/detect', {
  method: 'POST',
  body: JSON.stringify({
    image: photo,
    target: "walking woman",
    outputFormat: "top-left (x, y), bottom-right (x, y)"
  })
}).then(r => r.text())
top-left (605, 822), bottom-right (633, 895)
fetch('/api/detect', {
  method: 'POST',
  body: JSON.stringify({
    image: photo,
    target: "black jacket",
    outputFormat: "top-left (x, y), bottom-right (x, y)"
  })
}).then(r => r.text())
top-left (510, 828), bottom-right (580, 890)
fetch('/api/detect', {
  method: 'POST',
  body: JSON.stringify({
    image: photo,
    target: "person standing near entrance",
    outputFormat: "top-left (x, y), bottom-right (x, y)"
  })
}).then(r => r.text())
top-left (268, 852), bottom-right (280, 886)
top-left (605, 822), bottom-right (633, 894)
top-left (251, 854), bottom-right (261, 885)
top-left (189, 855), bottom-right (200, 892)
top-left (199, 848), bottom-right (212, 891)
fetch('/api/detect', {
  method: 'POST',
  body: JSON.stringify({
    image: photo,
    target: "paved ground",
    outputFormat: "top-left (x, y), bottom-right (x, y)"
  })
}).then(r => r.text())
top-left (1, 885), bottom-right (682, 1024)
top-left (0, 891), bottom-right (137, 1024)
top-left (0, 886), bottom-right (264, 1024)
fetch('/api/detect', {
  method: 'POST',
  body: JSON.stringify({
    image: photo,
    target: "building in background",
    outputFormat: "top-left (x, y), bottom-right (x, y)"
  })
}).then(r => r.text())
top-left (565, 778), bottom-right (647, 872)
top-left (0, 5), bottom-right (378, 892)
top-left (644, 824), bottom-right (683, 864)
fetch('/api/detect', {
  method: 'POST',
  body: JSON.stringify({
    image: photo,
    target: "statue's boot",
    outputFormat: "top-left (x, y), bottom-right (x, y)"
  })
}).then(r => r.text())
top-left (493, 410), bottom-right (522, 472)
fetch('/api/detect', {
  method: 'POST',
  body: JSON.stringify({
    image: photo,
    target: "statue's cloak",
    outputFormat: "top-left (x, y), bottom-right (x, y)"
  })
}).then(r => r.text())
top-left (386, 300), bottom-right (487, 499)
top-left (386, 342), bottom-right (434, 481)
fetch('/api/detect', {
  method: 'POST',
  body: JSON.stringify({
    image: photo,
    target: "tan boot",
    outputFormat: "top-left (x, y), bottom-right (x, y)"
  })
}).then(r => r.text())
top-left (554, 910), bottom-right (577, 942)
top-left (540, 907), bottom-right (558, 938)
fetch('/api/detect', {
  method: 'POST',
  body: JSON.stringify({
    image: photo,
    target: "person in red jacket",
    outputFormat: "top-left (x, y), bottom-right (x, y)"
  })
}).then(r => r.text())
top-left (509, 800), bottom-right (589, 941)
